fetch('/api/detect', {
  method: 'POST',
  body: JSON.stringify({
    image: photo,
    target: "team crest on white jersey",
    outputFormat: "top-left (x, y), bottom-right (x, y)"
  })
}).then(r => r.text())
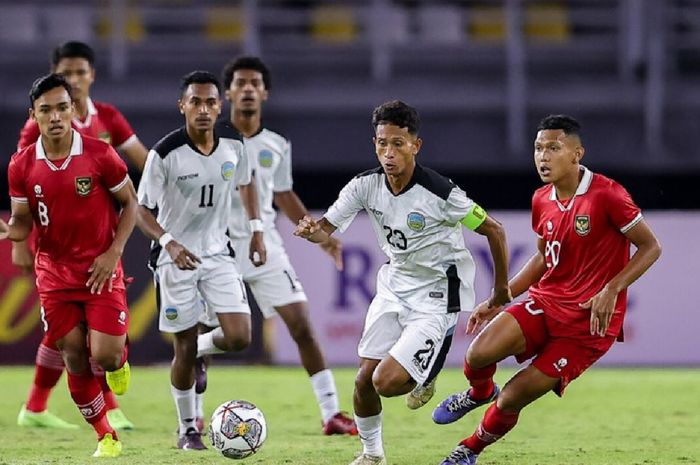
top-left (221, 161), bottom-right (235, 181)
top-left (574, 215), bottom-right (590, 236)
top-left (258, 149), bottom-right (273, 168)
top-left (407, 212), bottom-right (426, 231)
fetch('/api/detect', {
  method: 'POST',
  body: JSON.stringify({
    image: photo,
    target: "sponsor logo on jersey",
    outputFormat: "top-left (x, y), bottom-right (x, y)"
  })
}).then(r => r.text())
top-left (75, 176), bottom-right (92, 196)
top-left (407, 212), bottom-right (426, 231)
top-left (221, 161), bottom-right (236, 181)
top-left (369, 207), bottom-right (383, 217)
top-left (165, 307), bottom-right (178, 320)
top-left (574, 215), bottom-right (590, 236)
top-left (177, 173), bottom-right (199, 181)
top-left (118, 311), bottom-right (127, 325)
top-left (34, 184), bottom-right (43, 197)
top-left (429, 291), bottom-right (444, 299)
top-left (552, 357), bottom-right (568, 372)
top-left (258, 149), bottom-right (273, 168)
top-left (546, 220), bottom-right (553, 231)
top-left (98, 132), bottom-right (112, 144)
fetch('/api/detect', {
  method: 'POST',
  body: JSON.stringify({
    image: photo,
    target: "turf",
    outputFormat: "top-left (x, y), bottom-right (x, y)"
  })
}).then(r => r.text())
top-left (0, 366), bottom-right (698, 465)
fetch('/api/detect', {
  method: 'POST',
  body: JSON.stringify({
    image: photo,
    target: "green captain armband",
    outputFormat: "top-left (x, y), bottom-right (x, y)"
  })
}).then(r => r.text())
top-left (460, 204), bottom-right (487, 231)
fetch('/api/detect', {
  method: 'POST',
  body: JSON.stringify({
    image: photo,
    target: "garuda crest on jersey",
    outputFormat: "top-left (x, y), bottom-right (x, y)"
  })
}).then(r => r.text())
top-left (75, 176), bottom-right (92, 196)
top-left (574, 215), bottom-right (590, 236)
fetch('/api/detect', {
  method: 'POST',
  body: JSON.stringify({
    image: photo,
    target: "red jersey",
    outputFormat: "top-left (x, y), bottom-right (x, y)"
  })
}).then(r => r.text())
top-left (17, 98), bottom-right (135, 151)
top-left (527, 167), bottom-right (642, 337)
top-left (8, 131), bottom-right (129, 292)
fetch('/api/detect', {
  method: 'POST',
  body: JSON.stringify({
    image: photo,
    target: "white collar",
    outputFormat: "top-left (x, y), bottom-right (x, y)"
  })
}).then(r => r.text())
top-left (73, 97), bottom-right (97, 128)
top-left (35, 130), bottom-right (83, 170)
top-left (548, 165), bottom-right (593, 211)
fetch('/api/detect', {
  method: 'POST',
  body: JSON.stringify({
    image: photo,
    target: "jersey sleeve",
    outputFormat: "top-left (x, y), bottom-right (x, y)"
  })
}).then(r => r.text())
top-left (441, 185), bottom-right (479, 226)
top-left (234, 141), bottom-right (252, 187)
top-left (17, 119), bottom-right (40, 151)
top-left (108, 107), bottom-right (136, 149)
top-left (137, 150), bottom-right (167, 208)
top-left (273, 139), bottom-right (293, 192)
top-left (98, 145), bottom-right (130, 193)
top-left (531, 193), bottom-right (543, 238)
top-left (8, 154), bottom-right (28, 203)
top-left (324, 176), bottom-right (366, 233)
top-left (605, 181), bottom-right (642, 233)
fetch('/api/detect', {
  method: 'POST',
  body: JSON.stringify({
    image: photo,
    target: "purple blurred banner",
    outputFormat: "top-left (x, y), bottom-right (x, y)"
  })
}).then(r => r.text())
top-left (273, 212), bottom-right (700, 366)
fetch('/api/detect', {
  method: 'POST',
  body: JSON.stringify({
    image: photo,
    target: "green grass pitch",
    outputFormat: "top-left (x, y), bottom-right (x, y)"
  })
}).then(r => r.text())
top-left (0, 366), bottom-right (698, 465)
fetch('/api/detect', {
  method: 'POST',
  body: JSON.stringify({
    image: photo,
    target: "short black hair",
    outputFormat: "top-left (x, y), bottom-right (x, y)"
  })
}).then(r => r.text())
top-left (51, 41), bottom-right (95, 67)
top-left (372, 100), bottom-right (420, 135)
top-left (222, 56), bottom-right (271, 91)
top-left (179, 70), bottom-right (221, 97)
top-left (537, 114), bottom-right (582, 138)
top-left (29, 73), bottom-right (72, 107)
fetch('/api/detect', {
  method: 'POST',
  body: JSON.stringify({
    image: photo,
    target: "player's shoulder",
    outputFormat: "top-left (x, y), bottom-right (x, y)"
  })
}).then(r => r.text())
top-left (532, 184), bottom-right (551, 201)
top-left (589, 171), bottom-right (624, 192)
top-left (257, 127), bottom-right (289, 144)
top-left (9, 144), bottom-right (36, 166)
top-left (354, 166), bottom-right (384, 180)
top-left (215, 119), bottom-right (244, 143)
top-left (152, 127), bottom-right (188, 158)
top-left (81, 133), bottom-right (112, 151)
top-left (91, 100), bottom-right (121, 116)
top-left (413, 164), bottom-right (456, 201)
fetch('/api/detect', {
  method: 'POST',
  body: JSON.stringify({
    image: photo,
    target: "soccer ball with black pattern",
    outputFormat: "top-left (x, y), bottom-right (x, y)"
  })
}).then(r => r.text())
top-left (208, 400), bottom-right (267, 459)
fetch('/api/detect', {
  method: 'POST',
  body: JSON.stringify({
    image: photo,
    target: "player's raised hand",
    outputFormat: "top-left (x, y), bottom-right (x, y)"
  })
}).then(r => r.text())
top-left (0, 218), bottom-right (9, 240)
top-left (466, 299), bottom-right (503, 335)
top-left (581, 286), bottom-right (617, 337)
top-left (294, 215), bottom-right (321, 240)
top-left (165, 240), bottom-right (201, 271)
top-left (249, 232), bottom-right (267, 267)
top-left (319, 236), bottom-right (343, 271)
top-left (87, 248), bottom-right (122, 294)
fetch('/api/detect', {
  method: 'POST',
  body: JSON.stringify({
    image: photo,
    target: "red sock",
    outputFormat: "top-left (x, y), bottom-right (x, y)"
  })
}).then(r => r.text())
top-left (89, 358), bottom-right (119, 411)
top-left (26, 341), bottom-right (65, 412)
top-left (462, 403), bottom-right (519, 454)
top-left (464, 360), bottom-right (496, 400)
top-left (67, 370), bottom-right (115, 440)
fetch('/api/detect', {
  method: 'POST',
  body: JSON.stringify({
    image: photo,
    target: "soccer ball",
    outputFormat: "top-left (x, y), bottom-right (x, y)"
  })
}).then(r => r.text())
top-left (208, 400), bottom-right (267, 459)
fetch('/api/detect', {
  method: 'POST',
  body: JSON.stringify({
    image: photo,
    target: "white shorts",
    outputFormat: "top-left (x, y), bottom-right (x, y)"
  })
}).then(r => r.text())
top-left (155, 254), bottom-right (250, 333)
top-left (217, 229), bottom-right (307, 320)
top-left (358, 295), bottom-right (459, 385)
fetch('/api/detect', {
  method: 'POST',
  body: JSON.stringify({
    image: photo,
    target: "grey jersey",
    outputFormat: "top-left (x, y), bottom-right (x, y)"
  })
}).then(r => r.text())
top-left (228, 127), bottom-right (293, 239)
top-left (137, 124), bottom-right (251, 267)
top-left (325, 164), bottom-right (478, 312)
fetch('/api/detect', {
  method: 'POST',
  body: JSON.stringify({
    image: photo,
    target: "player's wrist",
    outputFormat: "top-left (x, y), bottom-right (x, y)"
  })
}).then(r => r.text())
top-left (249, 219), bottom-right (264, 233)
top-left (158, 232), bottom-right (174, 247)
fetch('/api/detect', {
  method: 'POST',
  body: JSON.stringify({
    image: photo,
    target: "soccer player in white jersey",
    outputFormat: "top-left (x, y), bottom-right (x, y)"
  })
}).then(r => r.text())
top-left (136, 71), bottom-right (266, 451)
top-left (195, 56), bottom-right (357, 435)
top-left (295, 100), bottom-right (512, 465)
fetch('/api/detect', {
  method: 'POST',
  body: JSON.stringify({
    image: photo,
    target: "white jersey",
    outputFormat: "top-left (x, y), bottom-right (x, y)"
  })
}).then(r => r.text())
top-left (325, 164), bottom-right (478, 313)
top-left (137, 123), bottom-right (251, 267)
top-left (228, 127), bottom-right (293, 240)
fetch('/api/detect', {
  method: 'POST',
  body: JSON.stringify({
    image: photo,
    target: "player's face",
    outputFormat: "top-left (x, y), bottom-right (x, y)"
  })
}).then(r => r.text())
top-left (54, 58), bottom-right (94, 102)
top-left (534, 129), bottom-right (583, 183)
top-left (225, 69), bottom-right (268, 115)
top-left (179, 83), bottom-right (222, 131)
top-left (374, 124), bottom-right (422, 177)
top-left (30, 86), bottom-right (74, 139)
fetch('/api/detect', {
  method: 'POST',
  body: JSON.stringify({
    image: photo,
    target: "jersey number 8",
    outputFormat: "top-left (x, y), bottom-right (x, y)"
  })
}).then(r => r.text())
top-left (37, 201), bottom-right (50, 226)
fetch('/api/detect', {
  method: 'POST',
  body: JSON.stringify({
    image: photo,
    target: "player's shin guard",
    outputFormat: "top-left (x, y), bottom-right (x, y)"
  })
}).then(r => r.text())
top-left (67, 370), bottom-right (115, 440)
top-left (462, 404), bottom-right (519, 454)
top-left (464, 360), bottom-right (497, 400)
top-left (26, 341), bottom-right (65, 412)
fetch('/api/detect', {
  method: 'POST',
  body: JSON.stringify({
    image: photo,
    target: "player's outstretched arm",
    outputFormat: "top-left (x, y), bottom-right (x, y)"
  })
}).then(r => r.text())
top-left (239, 179), bottom-right (267, 267)
top-left (473, 215), bottom-right (512, 307)
top-left (274, 190), bottom-right (343, 271)
top-left (294, 216), bottom-right (336, 244)
top-left (87, 179), bottom-right (138, 294)
top-left (581, 219), bottom-right (661, 337)
top-left (0, 200), bottom-right (33, 242)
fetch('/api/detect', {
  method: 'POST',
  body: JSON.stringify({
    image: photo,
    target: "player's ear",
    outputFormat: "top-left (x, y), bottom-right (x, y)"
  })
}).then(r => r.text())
top-left (574, 145), bottom-right (585, 163)
top-left (29, 107), bottom-right (35, 122)
top-left (261, 88), bottom-right (269, 102)
top-left (177, 99), bottom-right (184, 114)
top-left (413, 137), bottom-right (422, 154)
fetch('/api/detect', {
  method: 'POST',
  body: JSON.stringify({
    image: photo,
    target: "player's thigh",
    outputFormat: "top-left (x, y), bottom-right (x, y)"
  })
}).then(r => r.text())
top-left (85, 290), bottom-right (129, 367)
top-left (155, 263), bottom-right (202, 333)
top-left (357, 296), bottom-right (403, 361)
top-left (245, 251), bottom-right (307, 319)
top-left (496, 364), bottom-right (560, 413)
top-left (388, 311), bottom-right (460, 386)
top-left (38, 291), bottom-right (84, 348)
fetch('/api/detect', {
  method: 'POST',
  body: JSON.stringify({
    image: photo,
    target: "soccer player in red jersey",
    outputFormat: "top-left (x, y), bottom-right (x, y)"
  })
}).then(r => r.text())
top-left (433, 115), bottom-right (662, 465)
top-left (14, 41), bottom-right (146, 431)
top-left (2, 74), bottom-right (138, 457)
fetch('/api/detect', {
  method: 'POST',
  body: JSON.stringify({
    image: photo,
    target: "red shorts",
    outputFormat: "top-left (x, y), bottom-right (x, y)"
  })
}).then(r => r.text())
top-left (39, 289), bottom-right (129, 345)
top-left (506, 298), bottom-right (615, 396)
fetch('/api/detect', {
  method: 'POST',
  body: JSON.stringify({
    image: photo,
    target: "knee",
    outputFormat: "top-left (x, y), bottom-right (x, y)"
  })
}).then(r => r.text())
top-left (354, 367), bottom-right (375, 396)
top-left (371, 370), bottom-right (405, 398)
top-left (220, 331), bottom-right (250, 352)
top-left (92, 351), bottom-right (123, 372)
top-left (466, 344), bottom-right (492, 369)
top-left (59, 345), bottom-right (89, 373)
top-left (495, 388), bottom-right (523, 413)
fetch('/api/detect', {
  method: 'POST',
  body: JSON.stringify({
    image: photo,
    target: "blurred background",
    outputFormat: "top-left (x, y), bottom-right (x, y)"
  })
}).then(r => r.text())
top-left (0, 0), bottom-right (698, 367)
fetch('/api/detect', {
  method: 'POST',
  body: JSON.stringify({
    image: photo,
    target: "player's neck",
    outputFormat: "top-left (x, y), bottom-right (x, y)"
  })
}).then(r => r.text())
top-left (231, 111), bottom-right (261, 138)
top-left (553, 167), bottom-right (584, 200)
top-left (386, 163), bottom-right (416, 194)
top-left (186, 126), bottom-right (215, 155)
top-left (40, 132), bottom-right (73, 160)
top-left (73, 98), bottom-right (89, 120)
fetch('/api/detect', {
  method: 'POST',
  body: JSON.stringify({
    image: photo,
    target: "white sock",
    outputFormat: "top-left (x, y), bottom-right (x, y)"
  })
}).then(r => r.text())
top-left (171, 383), bottom-right (197, 435)
top-left (310, 369), bottom-right (340, 423)
top-left (195, 392), bottom-right (204, 419)
top-left (355, 412), bottom-right (384, 457)
top-left (197, 328), bottom-right (226, 357)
